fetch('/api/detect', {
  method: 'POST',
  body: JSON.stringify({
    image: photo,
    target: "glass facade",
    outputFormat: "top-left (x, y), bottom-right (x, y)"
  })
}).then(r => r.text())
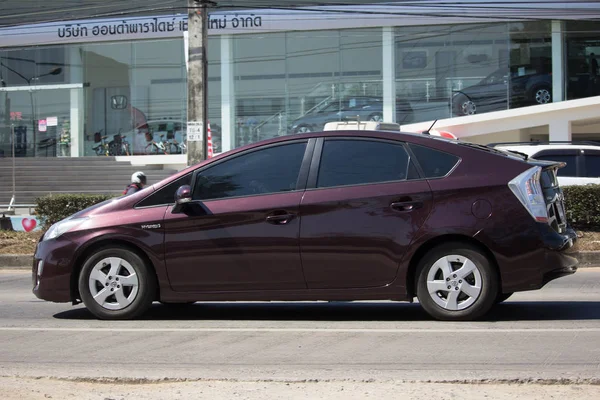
top-left (0, 18), bottom-right (599, 159)
top-left (566, 21), bottom-right (600, 100)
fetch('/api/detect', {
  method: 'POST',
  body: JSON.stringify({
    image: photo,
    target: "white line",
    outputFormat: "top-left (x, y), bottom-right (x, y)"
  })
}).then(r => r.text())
top-left (1, 327), bottom-right (600, 333)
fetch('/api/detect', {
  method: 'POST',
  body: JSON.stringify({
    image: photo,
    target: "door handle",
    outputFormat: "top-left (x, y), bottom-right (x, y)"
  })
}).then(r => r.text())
top-left (266, 213), bottom-right (295, 225)
top-left (390, 201), bottom-right (422, 212)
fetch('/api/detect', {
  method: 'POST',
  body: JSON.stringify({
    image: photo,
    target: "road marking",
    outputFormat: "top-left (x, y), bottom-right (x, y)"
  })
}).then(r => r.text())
top-left (1, 327), bottom-right (600, 333)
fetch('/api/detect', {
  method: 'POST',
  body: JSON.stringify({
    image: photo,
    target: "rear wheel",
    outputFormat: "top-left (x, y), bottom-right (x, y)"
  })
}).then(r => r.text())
top-left (532, 86), bottom-right (552, 105)
top-left (453, 94), bottom-right (477, 116)
top-left (416, 243), bottom-right (498, 321)
top-left (78, 247), bottom-right (156, 320)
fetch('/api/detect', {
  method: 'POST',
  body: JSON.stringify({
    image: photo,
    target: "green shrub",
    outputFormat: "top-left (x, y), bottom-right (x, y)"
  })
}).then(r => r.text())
top-left (35, 194), bottom-right (117, 230)
top-left (563, 185), bottom-right (600, 230)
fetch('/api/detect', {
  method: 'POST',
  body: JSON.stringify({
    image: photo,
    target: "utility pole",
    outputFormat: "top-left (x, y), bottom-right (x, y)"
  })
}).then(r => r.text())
top-left (186, 0), bottom-right (213, 166)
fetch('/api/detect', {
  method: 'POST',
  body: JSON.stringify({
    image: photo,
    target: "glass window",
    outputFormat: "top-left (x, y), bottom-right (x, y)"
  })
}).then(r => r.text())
top-left (408, 144), bottom-right (460, 178)
top-left (584, 155), bottom-right (600, 177)
top-left (136, 173), bottom-right (192, 208)
top-left (566, 21), bottom-right (600, 100)
top-left (317, 140), bottom-right (411, 188)
top-left (535, 155), bottom-right (578, 177)
top-left (193, 142), bottom-right (307, 200)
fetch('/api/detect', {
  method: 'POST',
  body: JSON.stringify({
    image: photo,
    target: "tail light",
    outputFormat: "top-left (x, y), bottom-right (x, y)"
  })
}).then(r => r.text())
top-left (508, 166), bottom-right (549, 223)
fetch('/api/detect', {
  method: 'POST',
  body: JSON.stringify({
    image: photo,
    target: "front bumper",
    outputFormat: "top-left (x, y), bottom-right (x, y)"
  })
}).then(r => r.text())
top-left (32, 237), bottom-right (78, 303)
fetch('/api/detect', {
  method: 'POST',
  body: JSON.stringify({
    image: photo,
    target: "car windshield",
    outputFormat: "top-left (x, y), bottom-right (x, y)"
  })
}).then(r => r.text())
top-left (480, 69), bottom-right (507, 85)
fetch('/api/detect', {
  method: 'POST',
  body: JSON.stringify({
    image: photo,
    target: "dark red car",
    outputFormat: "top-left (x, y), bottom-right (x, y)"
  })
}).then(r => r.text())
top-left (33, 130), bottom-right (578, 321)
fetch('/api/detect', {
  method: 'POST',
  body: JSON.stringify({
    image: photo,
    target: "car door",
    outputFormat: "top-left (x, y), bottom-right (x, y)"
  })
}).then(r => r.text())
top-left (163, 139), bottom-right (314, 292)
top-left (299, 138), bottom-right (433, 289)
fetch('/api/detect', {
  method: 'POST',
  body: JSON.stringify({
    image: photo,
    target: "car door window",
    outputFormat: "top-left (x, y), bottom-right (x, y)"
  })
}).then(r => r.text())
top-left (136, 173), bottom-right (192, 207)
top-left (583, 155), bottom-right (600, 177)
top-left (193, 142), bottom-right (307, 201)
top-left (317, 139), bottom-right (412, 188)
top-left (408, 144), bottom-right (460, 178)
top-left (535, 155), bottom-right (578, 177)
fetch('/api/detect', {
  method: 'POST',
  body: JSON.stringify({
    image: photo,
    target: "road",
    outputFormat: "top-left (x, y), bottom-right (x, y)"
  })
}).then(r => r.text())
top-left (1, 268), bottom-right (600, 398)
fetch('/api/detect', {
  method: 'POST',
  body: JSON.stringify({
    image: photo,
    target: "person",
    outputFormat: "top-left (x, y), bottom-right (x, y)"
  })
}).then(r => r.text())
top-left (590, 53), bottom-right (598, 79)
top-left (123, 171), bottom-right (147, 195)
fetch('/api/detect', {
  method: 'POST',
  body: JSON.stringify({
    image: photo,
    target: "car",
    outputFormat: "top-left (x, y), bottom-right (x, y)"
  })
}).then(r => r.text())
top-left (451, 67), bottom-right (552, 116)
top-left (489, 141), bottom-right (600, 186)
top-left (33, 129), bottom-right (577, 321)
top-left (290, 96), bottom-right (414, 133)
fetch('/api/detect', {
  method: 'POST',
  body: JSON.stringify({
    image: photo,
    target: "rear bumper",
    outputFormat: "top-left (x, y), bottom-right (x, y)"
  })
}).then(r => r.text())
top-left (500, 225), bottom-right (578, 293)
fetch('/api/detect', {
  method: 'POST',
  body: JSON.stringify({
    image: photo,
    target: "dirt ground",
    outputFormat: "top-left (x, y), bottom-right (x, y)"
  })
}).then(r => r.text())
top-left (1, 230), bottom-right (600, 255)
top-left (0, 231), bottom-right (42, 254)
top-left (1, 377), bottom-right (599, 400)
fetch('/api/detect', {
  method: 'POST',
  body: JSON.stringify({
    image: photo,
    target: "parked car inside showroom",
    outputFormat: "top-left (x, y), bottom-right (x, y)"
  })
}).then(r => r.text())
top-left (33, 128), bottom-right (577, 321)
top-left (290, 96), bottom-right (414, 133)
top-left (452, 67), bottom-right (552, 116)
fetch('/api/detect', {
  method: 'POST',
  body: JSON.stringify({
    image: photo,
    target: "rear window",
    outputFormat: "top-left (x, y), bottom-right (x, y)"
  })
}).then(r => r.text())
top-left (408, 144), bottom-right (460, 178)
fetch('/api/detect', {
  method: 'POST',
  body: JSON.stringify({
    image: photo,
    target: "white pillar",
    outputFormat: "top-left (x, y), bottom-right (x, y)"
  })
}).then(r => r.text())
top-left (221, 34), bottom-right (235, 152)
top-left (549, 119), bottom-right (571, 141)
top-left (382, 27), bottom-right (396, 123)
top-left (551, 20), bottom-right (565, 103)
top-left (69, 47), bottom-right (84, 157)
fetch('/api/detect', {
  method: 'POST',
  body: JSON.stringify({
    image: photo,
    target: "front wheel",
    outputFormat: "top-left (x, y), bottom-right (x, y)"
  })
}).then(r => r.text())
top-left (295, 125), bottom-right (312, 133)
top-left (368, 113), bottom-right (383, 122)
top-left (78, 247), bottom-right (156, 320)
top-left (416, 243), bottom-right (498, 321)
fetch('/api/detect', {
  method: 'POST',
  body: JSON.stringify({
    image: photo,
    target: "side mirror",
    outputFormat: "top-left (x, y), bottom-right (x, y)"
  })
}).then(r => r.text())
top-left (172, 185), bottom-right (192, 214)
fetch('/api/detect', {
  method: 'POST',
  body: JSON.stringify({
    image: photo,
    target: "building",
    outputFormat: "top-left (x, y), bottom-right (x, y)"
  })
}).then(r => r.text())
top-left (2, 1), bottom-right (600, 170)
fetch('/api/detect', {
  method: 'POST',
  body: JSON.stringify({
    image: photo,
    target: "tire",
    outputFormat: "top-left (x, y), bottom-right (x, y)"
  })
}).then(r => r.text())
top-left (368, 113), bottom-right (383, 122)
top-left (78, 247), bottom-right (157, 320)
top-left (496, 292), bottom-right (514, 304)
top-left (453, 94), bottom-right (477, 116)
top-left (531, 86), bottom-right (552, 105)
top-left (416, 242), bottom-right (498, 321)
top-left (295, 125), bottom-right (312, 133)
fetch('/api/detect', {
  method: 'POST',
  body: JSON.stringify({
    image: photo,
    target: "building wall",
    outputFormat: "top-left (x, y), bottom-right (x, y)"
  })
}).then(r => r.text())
top-left (1, 13), bottom-right (600, 161)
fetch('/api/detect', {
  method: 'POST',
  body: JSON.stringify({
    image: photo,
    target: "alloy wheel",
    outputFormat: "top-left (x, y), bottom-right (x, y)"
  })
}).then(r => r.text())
top-left (425, 255), bottom-right (482, 311)
top-left (535, 88), bottom-right (551, 104)
top-left (88, 257), bottom-right (139, 311)
top-left (460, 101), bottom-right (476, 115)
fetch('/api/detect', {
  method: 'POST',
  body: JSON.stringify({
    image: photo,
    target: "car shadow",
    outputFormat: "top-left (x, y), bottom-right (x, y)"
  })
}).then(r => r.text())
top-left (53, 300), bottom-right (600, 321)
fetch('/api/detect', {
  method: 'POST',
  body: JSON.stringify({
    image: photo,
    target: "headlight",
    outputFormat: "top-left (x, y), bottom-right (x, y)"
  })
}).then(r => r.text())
top-left (43, 217), bottom-right (89, 241)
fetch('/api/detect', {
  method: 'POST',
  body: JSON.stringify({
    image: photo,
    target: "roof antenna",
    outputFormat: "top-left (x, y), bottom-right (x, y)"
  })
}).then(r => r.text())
top-left (422, 119), bottom-right (437, 135)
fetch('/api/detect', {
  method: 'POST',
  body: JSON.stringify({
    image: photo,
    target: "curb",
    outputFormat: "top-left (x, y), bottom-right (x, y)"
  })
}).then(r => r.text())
top-left (1, 252), bottom-right (600, 270)
top-left (0, 254), bottom-right (32, 269)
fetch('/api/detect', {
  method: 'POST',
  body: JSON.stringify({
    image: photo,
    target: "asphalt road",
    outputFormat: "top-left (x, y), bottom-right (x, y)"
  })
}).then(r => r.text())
top-left (1, 268), bottom-right (600, 383)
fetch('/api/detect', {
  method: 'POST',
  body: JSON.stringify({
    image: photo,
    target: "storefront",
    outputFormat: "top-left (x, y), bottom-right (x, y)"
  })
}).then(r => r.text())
top-left (1, 5), bottom-right (600, 161)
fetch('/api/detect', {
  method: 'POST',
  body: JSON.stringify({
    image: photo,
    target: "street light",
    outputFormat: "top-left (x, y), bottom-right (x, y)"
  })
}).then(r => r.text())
top-left (0, 62), bottom-right (62, 157)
